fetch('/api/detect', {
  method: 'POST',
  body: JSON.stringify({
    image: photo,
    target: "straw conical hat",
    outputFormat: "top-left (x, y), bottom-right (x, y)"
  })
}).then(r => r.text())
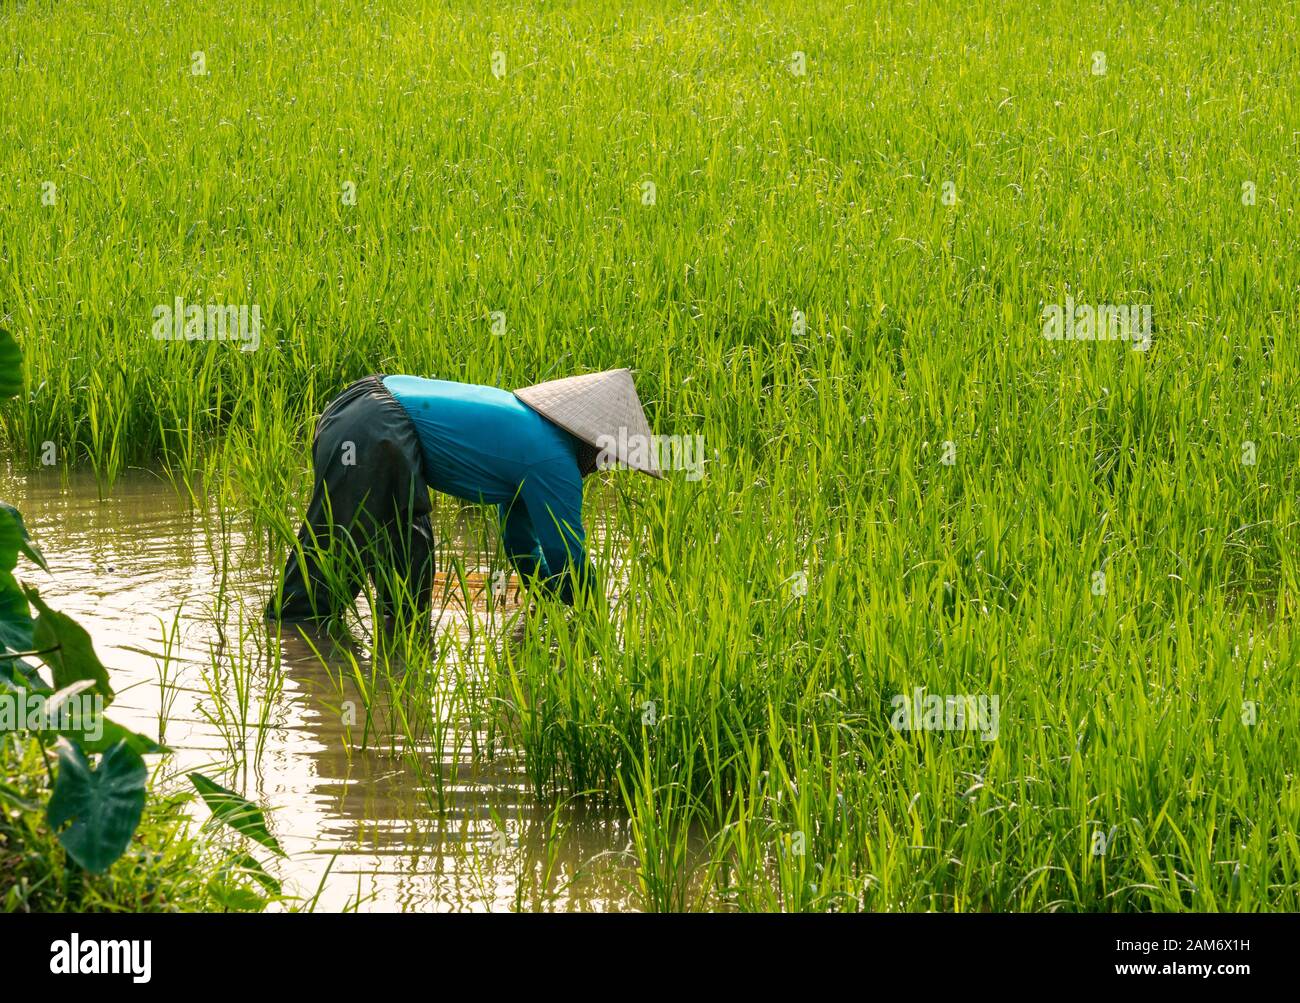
top-left (515, 368), bottom-right (663, 478)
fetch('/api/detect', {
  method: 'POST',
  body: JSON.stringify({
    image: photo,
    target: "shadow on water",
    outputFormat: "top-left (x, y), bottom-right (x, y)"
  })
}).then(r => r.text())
top-left (1, 467), bottom-right (638, 911)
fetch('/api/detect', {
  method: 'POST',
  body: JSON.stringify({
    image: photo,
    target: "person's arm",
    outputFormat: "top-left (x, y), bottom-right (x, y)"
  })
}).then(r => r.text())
top-left (498, 500), bottom-right (548, 581)
top-left (518, 458), bottom-right (593, 606)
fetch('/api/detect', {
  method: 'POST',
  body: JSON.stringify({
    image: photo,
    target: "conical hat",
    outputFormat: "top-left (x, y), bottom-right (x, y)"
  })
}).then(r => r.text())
top-left (515, 368), bottom-right (664, 478)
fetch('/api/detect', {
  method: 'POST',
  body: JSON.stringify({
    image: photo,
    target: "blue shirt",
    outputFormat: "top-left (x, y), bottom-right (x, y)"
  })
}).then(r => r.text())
top-left (382, 375), bottom-right (590, 604)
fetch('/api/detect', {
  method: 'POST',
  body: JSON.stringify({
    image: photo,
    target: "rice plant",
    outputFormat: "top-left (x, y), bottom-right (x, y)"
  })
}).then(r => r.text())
top-left (2, 0), bottom-right (1298, 911)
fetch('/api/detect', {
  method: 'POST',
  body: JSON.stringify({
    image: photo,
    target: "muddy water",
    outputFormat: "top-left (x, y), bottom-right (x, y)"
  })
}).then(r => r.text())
top-left (2, 469), bottom-right (638, 911)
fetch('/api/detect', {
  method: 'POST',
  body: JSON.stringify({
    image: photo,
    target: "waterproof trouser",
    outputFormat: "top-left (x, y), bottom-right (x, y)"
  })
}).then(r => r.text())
top-left (266, 375), bottom-right (435, 623)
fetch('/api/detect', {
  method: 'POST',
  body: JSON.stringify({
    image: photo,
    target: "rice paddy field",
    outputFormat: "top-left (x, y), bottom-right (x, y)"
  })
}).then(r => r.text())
top-left (2, 0), bottom-right (1299, 911)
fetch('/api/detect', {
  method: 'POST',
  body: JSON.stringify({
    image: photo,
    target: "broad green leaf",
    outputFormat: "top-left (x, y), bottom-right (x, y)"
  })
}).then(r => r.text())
top-left (43, 679), bottom-right (97, 717)
top-left (43, 680), bottom-right (163, 753)
top-left (0, 677), bottom-right (38, 734)
top-left (47, 738), bottom-right (147, 874)
top-left (188, 772), bottom-right (285, 856)
top-left (72, 716), bottom-right (167, 756)
top-left (0, 675), bottom-right (161, 753)
top-left (0, 506), bottom-right (35, 659)
top-left (0, 652), bottom-right (45, 691)
top-left (0, 508), bottom-right (16, 576)
top-left (24, 587), bottom-right (114, 703)
top-left (0, 573), bottom-right (33, 657)
top-left (0, 329), bottom-right (20, 399)
top-left (0, 503), bottom-right (47, 573)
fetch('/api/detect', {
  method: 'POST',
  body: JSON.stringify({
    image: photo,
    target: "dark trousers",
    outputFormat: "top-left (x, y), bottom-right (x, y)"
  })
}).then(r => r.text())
top-left (266, 375), bottom-right (435, 623)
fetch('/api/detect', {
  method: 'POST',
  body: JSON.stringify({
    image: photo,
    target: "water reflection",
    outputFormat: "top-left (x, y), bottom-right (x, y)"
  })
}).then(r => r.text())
top-left (1, 468), bottom-right (636, 911)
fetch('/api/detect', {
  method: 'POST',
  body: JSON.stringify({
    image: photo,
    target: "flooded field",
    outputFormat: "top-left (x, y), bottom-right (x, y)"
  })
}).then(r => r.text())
top-left (1, 468), bottom-right (641, 911)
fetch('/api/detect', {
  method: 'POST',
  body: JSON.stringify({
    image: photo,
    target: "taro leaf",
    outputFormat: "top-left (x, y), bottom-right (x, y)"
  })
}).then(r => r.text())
top-left (47, 738), bottom-right (147, 874)
top-left (188, 772), bottom-right (285, 856)
top-left (24, 587), bottom-right (113, 703)
top-left (0, 652), bottom-right (45, 691)
top-left (0, 576), bottom-right (33, 661)
top-left (18, 678), bottom-right (164, 754)
top-left (0, 507), bottom-right (35, 659)
top-left (0, 507), bottom-right (17, 576)
top-left (0, 328), bottom-right (20, 399)
top-left (71, 716), bottom-right (166, 756)
top-left (0, 677), bottom-right (34, 735)
top-left (43, 679), bottom-right (97, 718)
top-left (0, 676), bottom-right (158, 755)
top-left (0, 502), bottom-right (47, 573)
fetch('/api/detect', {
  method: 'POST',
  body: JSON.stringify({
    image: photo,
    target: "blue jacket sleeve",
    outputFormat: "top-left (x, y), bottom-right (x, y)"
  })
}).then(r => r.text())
top-left (498, 500), bottom-right (547, 581)
top-left (518, 458), bottom-right (592, 605)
